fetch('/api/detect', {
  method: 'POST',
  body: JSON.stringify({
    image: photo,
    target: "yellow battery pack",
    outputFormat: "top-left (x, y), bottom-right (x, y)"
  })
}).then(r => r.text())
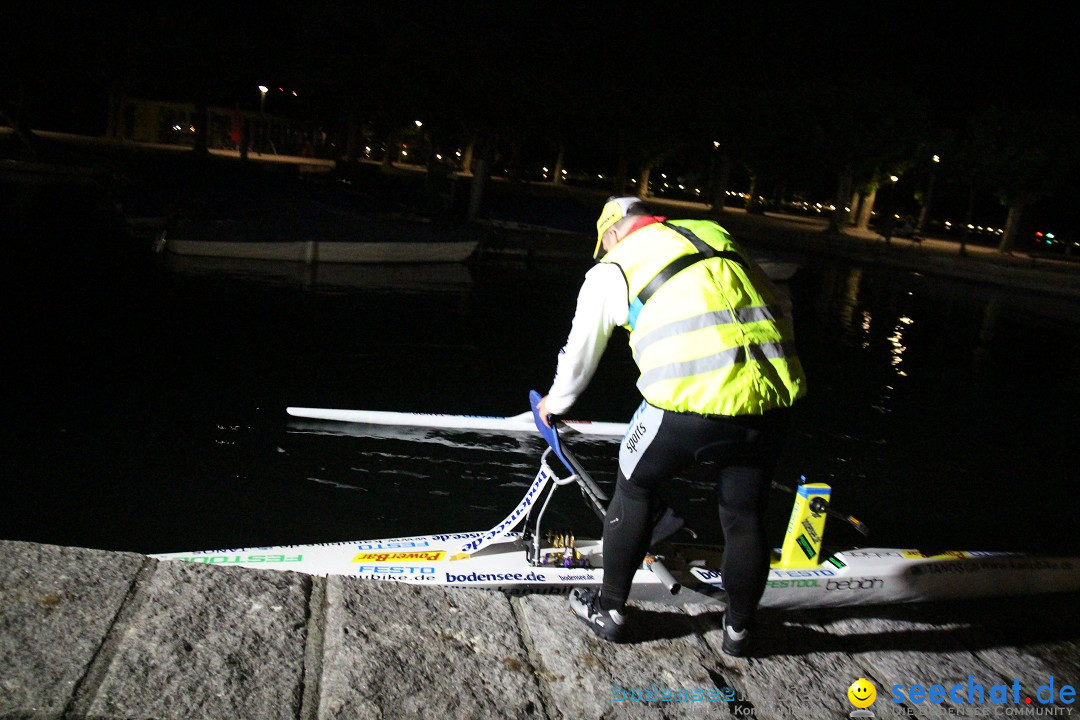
top-left (774, 482), bottom-right (831, 569)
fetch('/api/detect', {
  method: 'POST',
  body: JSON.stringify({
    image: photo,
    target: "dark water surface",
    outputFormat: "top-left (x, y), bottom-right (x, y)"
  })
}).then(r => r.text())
top-left (4, 183), bottom-right (1080, 558)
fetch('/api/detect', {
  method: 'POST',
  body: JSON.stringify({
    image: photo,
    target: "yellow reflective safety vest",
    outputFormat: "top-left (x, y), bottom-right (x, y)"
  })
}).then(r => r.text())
top-left (601, 219), bottom-right (807, 416)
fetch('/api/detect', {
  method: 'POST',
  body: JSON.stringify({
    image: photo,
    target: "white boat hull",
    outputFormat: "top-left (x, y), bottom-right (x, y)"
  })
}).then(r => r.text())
top-left (285, 406), bottom-right (629, 437)
top-left (154, 534), bottom-right (1080, 609)
top-left (162, 238), bottom-right (478, 264)
top-left (159, 397), bottom-right (1080, 609)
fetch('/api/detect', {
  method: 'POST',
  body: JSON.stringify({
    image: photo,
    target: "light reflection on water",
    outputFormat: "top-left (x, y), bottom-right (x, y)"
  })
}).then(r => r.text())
top-left (785, 259), bottom-right (1080, 555)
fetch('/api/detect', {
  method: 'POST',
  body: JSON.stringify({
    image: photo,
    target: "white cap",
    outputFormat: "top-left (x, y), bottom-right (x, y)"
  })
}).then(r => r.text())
top-left (594, 196), bottom-right (644, 259)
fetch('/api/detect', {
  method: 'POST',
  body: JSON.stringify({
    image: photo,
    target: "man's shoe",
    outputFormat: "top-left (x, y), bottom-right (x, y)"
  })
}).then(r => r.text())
top-left (568, 588), bottom-right (627, 642)
top-left (721, 613), bottom-right (750, 656)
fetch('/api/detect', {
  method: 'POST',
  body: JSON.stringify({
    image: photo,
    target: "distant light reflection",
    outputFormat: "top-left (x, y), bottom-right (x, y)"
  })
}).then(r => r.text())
top-left (888, 315), bottom-right (914, 377)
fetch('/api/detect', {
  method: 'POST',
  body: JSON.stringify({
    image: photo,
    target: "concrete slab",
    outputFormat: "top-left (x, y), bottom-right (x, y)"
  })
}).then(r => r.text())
top-left (916, 596), bottom-right (1080, 716)
top-left (3, 540), bottom-right (1079, 720)
top-left (820, 610), bottom-right (994, 720)
top-left (685, 605), bottom-right (913, 720)
top-left (514, 595), bottom-right (729, 718)
top-left (316, 578), bottom-right (543, 720)
top-left (76, 560), bottom-right (310, 720)
top-left (0, 540), bottom-right (145, 720)
top-left (811, 599), bottom-right (1080, 719)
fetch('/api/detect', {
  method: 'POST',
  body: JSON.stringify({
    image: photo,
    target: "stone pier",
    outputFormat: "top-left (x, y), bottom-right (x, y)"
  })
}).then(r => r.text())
top-left (2, 540), bottom-right (1079, 719)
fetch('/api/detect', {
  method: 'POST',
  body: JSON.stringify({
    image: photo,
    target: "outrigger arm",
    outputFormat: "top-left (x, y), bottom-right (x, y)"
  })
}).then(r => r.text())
top-left (526, 391), bottom-right (682, 594)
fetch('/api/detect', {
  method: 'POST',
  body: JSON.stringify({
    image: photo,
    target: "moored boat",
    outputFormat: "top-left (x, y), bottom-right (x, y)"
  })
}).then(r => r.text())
top-left (156, 209), bottom-right (480, 264)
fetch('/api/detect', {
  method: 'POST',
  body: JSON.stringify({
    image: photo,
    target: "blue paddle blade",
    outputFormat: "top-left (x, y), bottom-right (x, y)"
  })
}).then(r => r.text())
top-left (529, 390), bottom-right (573, 473)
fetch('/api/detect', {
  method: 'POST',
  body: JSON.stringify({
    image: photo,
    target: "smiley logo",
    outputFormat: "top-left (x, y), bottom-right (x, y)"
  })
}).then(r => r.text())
top-left (848, 678), bottom-right (877, 708)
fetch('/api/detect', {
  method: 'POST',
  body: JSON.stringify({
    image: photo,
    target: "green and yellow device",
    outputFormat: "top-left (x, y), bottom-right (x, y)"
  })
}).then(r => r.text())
top-left (774, 482), bottom-right (831, 569)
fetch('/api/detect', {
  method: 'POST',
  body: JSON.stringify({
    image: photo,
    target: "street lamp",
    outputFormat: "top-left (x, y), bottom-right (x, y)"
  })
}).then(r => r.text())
top-left (916, 154), bottom-right (940, 234)
top-left (883, 175), bottom-right (899, 245)
top-left (258, 85), bottom-right (268, 114)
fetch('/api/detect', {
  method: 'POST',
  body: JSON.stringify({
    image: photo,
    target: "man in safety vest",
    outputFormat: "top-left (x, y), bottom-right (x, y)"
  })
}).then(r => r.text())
top-left (537, 196), bottom-right (807, 654)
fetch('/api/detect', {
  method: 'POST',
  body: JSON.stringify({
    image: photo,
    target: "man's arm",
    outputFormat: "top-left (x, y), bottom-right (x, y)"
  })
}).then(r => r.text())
top-left (539, 264), bottom-right (628, 426)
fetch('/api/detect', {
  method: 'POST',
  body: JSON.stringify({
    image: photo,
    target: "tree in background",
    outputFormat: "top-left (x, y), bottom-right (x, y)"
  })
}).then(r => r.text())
top-left (963, 106), bottom-right (1080, 253)
top-left (801, 83), bottom-right (928, 235)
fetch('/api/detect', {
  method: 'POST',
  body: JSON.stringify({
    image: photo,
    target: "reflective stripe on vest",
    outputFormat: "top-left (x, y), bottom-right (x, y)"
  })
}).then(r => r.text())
top-left (637, 340), bottom-right (798, 389)
top-left (632, 305), bottom-right (786, 360)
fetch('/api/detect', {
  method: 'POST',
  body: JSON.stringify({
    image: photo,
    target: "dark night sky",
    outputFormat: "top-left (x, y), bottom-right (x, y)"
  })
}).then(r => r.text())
top-left (4, 0), bottom-right (1079, 232)
top-left (4, 2), bottom-right (1077, 125)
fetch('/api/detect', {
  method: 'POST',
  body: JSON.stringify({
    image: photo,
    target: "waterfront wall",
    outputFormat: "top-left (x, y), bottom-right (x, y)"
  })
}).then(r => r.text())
top-left (3, 540), bottom-right (1080, 719)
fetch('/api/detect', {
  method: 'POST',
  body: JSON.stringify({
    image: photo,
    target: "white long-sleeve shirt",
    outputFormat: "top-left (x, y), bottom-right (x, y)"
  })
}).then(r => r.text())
top-left (544, 263), bottom-right (630, 415)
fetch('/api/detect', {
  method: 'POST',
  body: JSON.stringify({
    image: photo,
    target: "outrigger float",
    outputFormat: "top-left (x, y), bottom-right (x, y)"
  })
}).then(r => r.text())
top-left (155, 393), bottom-right (1080, 609)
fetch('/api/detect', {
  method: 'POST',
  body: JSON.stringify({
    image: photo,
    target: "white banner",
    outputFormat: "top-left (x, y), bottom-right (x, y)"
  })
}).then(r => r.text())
top-left (455, 465), bottom-right (553, 556)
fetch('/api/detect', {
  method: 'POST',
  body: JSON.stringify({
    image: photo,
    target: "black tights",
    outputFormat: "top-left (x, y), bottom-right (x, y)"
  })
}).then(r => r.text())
top-left (600, 403), bottom-right (788, 630)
